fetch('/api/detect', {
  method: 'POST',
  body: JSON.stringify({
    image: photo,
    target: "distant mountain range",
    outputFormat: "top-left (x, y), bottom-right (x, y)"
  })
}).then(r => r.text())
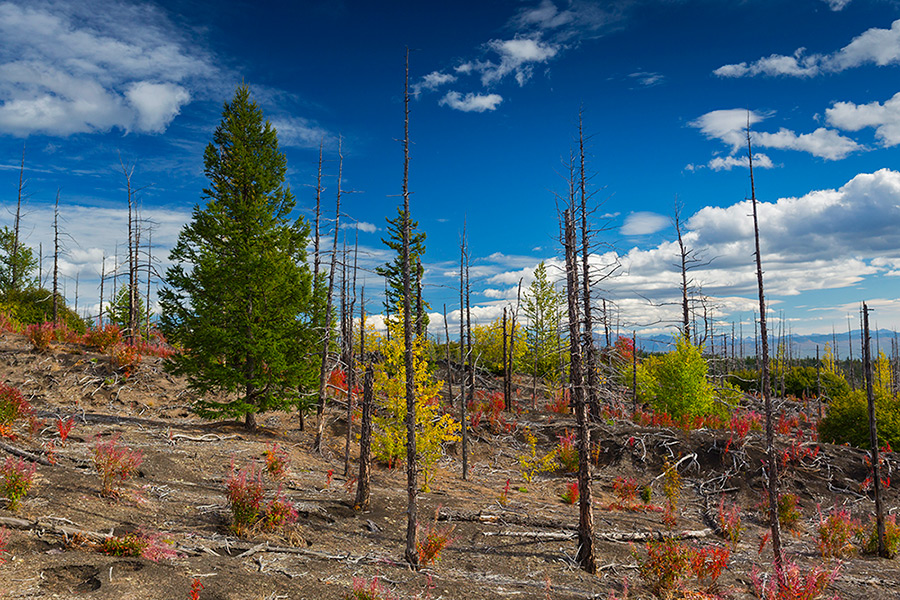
top-left (630, 329), bottom-right (900, 359)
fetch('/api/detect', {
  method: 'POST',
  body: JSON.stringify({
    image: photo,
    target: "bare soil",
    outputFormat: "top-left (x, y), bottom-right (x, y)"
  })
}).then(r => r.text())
top-left (0, 331), bottom-right (898, 599)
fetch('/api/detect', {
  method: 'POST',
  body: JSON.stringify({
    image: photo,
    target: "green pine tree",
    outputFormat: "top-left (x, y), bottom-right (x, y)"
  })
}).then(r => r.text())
top-left (0, 227), bottom-right (37, 295)
top-left (108, 284), bottom-right (147, 335)
top-left (160, 85), bottom-right (320, 429)
top-left (522, 262), bottom-right (564, 384)
top-left (375, 206), bottom-right (428, 330)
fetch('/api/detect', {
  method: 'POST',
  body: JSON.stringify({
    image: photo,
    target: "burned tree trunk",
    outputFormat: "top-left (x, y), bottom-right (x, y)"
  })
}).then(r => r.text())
top-left (52, 191), bottom-right (60, 324)
top-left (401, 49), bottom-right (419, 569)
top-left (747, 119), bottom-right (784, 585)
top-left (460, 232), bottom-right (469, 481)
top-left (863, 302), bottom-right (888, 557)
top-left (564, 208), bottom-right (595, 574)
top-left (314, 138), bottom-right (343, 453)
top-left (577, 114), bottom-right (598, 417)
top-left (354, 364), bottom-right (374, 511)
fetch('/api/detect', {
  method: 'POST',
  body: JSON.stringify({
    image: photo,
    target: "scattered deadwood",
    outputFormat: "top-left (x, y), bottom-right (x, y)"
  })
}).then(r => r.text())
top-left (0, 515), bottom-right (110, 542)
top-left (0, 441), bottom-right (53, 466)
top-left (482, 527), bottom-right (713, 542)
top-left (438, 508), bottom-right (570, 530)
top-left (170, 433), bottom-right (239, 443)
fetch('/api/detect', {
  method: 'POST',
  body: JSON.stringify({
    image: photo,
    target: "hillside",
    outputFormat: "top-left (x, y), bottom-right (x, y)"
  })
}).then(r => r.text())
top-left (0, 330), bottom-right (897, 600)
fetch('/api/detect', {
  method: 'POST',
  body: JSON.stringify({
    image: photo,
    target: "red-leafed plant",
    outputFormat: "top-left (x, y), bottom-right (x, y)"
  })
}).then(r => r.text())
top-left (91, 435), bottom-right (143, 498)
top-left (560, 480), bottom-right (579, 504)
top-left (225, 461), bottom-right (265, 535)
top-left (57, 416), bottom-right (75, 445)
top-left (0, 457), bottom-right (36, 511)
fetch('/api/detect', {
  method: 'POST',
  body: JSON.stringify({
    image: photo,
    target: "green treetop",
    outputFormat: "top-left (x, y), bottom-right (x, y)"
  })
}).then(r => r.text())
top-left (522, 261), bottom-right (565, 384)
top-left (376, 206), bottom-right (427, 331)
top-left (160, 84), bottom-right (320, 429)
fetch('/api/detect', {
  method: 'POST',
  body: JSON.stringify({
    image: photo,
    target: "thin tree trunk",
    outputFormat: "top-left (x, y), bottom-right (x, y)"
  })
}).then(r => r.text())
top-left (99, 253), bottom-right (106, 327)
top-left (464, 230), bottom-right (472, 482)
top-left (563, 208), bottom-right (595, 573)
top-left (863, 303), bottom-right (888, 557)
top-left (354, 364), bottom-right (374, 511)
top-left (401, 49), bottom-right (419, 569)
top-left (849, 316), bottom-right (855, 391)
top-left (444, 304), bottom-right (453, 404)
top-left (314, 137), bottom-right (343, 453)
top-left (13, 142), bottom-right (25, 292)
top-left (747, 119), bottom-right (784, 586)
top-left (52, 191), bottom-right (60, 324)
top-left (578, 114), bottom-right (597, 418)
top-left (119, 156), bottom-right (138, 344)
top-left (503, 306), bottom-right (509, 411)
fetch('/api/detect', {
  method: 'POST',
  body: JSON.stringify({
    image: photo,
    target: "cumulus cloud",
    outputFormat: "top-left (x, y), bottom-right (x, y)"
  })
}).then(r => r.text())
top-left (689, 108), bottom-right (860, 161)
top-left (715, 19), bottom-right (900, 78)
top-left (826, 92), bottom-right (900, 147)
top-left (621, 212), bottom-right (668, 236)
top-left (708, 153), bottom-right (774, 171)
top-left (458, 37), bottom-right (560, 87)
top-left (0, 0), bottom-right (214, 136)
top-left (439, 91), bottom-right (503, 112)
top-left (412, 70), bottom-right (457, 96)
top-left (473, 169), bottom-right (900, 333)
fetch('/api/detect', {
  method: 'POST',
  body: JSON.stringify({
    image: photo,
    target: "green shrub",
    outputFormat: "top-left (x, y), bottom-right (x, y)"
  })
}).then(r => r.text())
top-left (652, 336), bottom-right (721, 419)
top-left (0, 287), bottom-right (85, 333)
top-left (819, 388), bottom-right (900, 449)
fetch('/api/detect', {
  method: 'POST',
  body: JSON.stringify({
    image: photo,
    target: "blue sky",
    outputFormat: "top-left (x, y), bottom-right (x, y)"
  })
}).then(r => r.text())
top-left (1, 0), bottom-right (900, 340)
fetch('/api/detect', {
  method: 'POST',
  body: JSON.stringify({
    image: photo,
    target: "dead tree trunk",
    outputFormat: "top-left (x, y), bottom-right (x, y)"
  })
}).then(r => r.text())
top-left (503, 306), bottom-right (510, 411)
top-left (748, 119), bottom-right (784, 585)
top-left (577, 114), bottom-right (598, 418)
top-left (444, 304), bottom-right (453, 404)
top-left (459, 233), bottom-right (469, 480)
top-left (98, 252), bottom-right (106, 326)
top-left (314, 138), bottom-right (343, 453)
top-left (675, 202), bottom-right (690, 340)
top-left (52, 191), bottom-right (60, 324)
top-left (354, 364), bottom-right (374, 511)
top-left (863, 303), bottom-right (888, 557)
top-left (564, 208), bottom-right (595, 573)
top-left (401, 49), bottom-right (419, 569)
top-left (119, 156), bottom-right (139, 344)
top-left (464, 231), bottom-right (473, 482)
top-left (12, 143), bottom-right (25, 292)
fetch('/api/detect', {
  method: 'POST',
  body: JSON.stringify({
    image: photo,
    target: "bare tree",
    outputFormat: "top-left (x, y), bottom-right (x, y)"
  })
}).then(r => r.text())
top-left (12, 142), bottom-right (26, 292)
top-left (862, 302), bottom-right (888, 556)
top-left (354, 289), bottom-right (372, 511)
top-left (577, 113), bottom-right (598, 417)
top-left (119, 155), bottom-right (139, 343)
top-left (459, 228), bottom-right (469, 480)
top-left (52, 191), bottom-right (60, 323)
top-left (563, 207), bottom-right (595, 573)
top-left (747, 117), bottom-right (784, 586)
top-left (314, 137), bottom-right (343, 453)
top-left (401, 48), bottom-right (418, 568)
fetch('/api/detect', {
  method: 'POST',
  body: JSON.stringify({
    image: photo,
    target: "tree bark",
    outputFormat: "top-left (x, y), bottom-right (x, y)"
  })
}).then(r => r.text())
top-left (52, 191), bottom-right (60, 324)
top-left (314, 138), bottom-right (343, 453)
top-left (401, 48), bottom-right (419, 569)
top-left (748, 119), bottom-right (784, 586)
top-left (354, 364), bottom-right (374, 511)
top-left (863, 303), bottom-right (888, 557)
top-left (564, 208), bottom-right (595, 573)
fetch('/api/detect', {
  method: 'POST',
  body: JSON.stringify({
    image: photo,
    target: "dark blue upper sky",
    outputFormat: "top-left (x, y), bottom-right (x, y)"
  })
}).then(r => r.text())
top-left (2, 0), bottom-right (900, 341)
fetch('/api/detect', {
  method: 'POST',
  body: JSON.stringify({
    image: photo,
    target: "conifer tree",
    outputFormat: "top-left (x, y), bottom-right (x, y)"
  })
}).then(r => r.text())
top-left (160, 85), bottom-right (319, 429)
top-left (377, 206), bottom-right (428, 332)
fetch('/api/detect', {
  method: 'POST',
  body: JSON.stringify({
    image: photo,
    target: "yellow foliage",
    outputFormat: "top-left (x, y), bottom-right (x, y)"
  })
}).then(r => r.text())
top-left (822, 342), bottom-right (837, 375)
top-left (470, 316), bottom-right (527, 374)
top-left (875, 350), bottom-right (893, 397)
top-left (370, 315), bottom-right (459, 491)
top-left (518, 427), bottom-right (557, 483)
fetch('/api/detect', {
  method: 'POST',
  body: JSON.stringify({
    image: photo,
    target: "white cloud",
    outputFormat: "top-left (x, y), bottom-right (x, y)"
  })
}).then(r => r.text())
top-left (628, 71), bottom-right (664, 87)
top-left (621, 212), bottom-right (668, 236)
top-left (708, 153), bottom-right (774, 171)
top-left (715, 19), bottom-right (900, 78)
top-left (270, 116), bottom-right (335, 149)
top-left (125, 81), bottom-right (190, 133)
top-left (463, 37), bottom-right (560, 87)
top-left (412, 71), bottom-right (457, 96)
top-left (341, 221), bottom-right (378, 234)
top-left (474, 169), bottom-right (900, 333)
top-left (0, 0), bottom-right (215, 136)
top-left (439, 91), bottom-right (503, 113)
top-left (690, 108), bottom-right (860, 161)
top-left (823, 0), bottom-right (851, 10)
top-left (826, 92), bottom-right (900, 146)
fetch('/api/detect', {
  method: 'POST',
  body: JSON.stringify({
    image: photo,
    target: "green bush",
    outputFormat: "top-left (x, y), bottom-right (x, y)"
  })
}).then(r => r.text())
top-left (652, 336), bottom-right (720, 419)
top-left (819, 388), bottom-right (900, 449)
top-left (0, 287), bottom-right (85, 333)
